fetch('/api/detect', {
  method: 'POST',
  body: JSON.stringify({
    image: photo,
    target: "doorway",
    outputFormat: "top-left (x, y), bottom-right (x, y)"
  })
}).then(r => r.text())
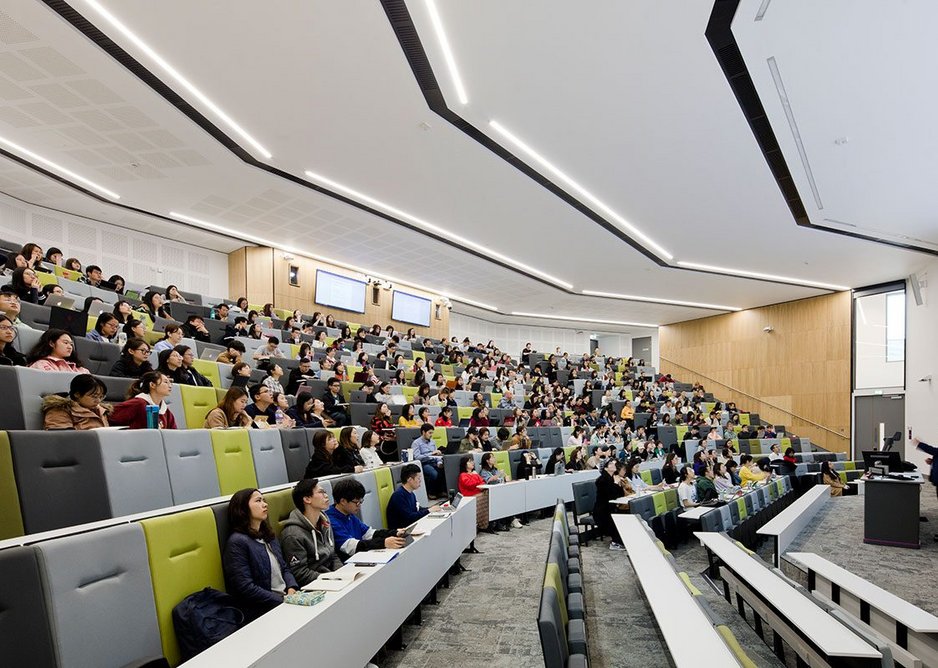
top-left (632, 336), bottom-right (651, 363)
top-left (853, 394), bottom-right (904, 458)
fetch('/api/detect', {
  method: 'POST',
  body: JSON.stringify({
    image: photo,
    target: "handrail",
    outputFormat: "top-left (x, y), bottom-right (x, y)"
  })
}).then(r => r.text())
top-left (659, 356), bottom-right (848, 441)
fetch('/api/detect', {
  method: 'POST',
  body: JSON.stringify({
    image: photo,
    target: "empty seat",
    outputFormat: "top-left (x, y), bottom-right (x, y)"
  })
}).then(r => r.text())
top-left (374, 466), bottom-right (395, 529)
top-left (73, 337), bottom-right (121, 376)
top-left (141, 507), bottom-right (225, 666)
top-left (247, 429), bottom-right (289, 488)
top-left (279, 429), bottom-right (312, 482)
top-left (0, 545), bottom-right (56, 667)
top-left (10, 430), bottom-right (110, 533)
top-left (97, 429), bottom-right (174, 517)
top-left (179, 385), bottom-right (217, 429)
top-left (36, 523), bottom-right (163, 668)
top-left (161, 430), bottom-right (221, 504)
top-left (210, 429), bottom-right (258, 495)
top-left (0, 366), bottom-right (77, 430)
top-left (0, 431), bottom-right (24, 539)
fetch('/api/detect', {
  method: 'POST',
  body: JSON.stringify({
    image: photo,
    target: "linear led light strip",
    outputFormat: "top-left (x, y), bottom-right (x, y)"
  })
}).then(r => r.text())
top-left (582, 289), bottom-right (741, 312)
top-left (169, 211), bottom-right (498, 312)
top-left (512, 311), bottom-right (657, 328)
top-left (424, 0), bottom-right (468, 104)
top-left (304, 170), bottom-right (574, 290)
top-left (0, 135), bottom-right (120, 199)
top-left (677, 261), bottom-right (849, 291)
top-left (488, 120), bottom-right (674, 261)
top-left (81, 0), bottom-right (272, 160)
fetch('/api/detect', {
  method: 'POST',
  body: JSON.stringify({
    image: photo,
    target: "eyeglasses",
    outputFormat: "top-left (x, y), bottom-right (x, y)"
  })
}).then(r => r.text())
top-left (348, 499), bottom-right (363, 506)
top-left (135, 347), bottom-right (151, 354)
top-left (0, 325), bottom-right (15, 333)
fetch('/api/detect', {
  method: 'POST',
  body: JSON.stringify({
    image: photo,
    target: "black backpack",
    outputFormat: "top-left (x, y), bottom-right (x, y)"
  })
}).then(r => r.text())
top-left (172, 587), bottom-right (244, 661)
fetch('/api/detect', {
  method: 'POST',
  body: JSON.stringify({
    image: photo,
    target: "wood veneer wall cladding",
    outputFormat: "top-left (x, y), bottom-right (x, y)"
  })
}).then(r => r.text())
top-left (228, 247), bottom-right (449, 339)
top-left (659, 292), bottom-right (851, 452)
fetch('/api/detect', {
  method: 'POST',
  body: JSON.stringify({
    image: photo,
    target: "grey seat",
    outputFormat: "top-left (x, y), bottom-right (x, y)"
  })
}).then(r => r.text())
top-left (352, 471), bottom-right (381, 529)
top-left (248, 429), bottom-right (289, 488)
top-left (10, 430), bottom-right (111, 533)
top-left (97, 429), bottom-right (173, 517)
top-left (0, 366), bottom-right (77, 430)
top-left (0, 546), bottom-right (56, 667)
top-left (350, 402), bottom-right (377, 427)
top-left (571, 480), bottom-right (597, 540)
top-left (538, 586), bottom-right (587, 668)
top-left (36, 523), bottom-right (163, 668)
top-left (73, 337), bottom-right (122, 375)
top-left (19, 300), bottom-right (52, 329)
top-left (161, 430), bottom-right (220, 504)
top-left (100, 374), bottom-right (135, 402)
top-left (390, 461), bottom-right (430, 508)
top-left (280, 429), bottom-right (312, 481)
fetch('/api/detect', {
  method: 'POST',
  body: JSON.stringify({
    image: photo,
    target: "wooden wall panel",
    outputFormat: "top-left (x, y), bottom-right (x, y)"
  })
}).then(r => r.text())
top-left (659, 292), bottom-right (851, 452)
top-left (230, 247), bottom-right (449, 339)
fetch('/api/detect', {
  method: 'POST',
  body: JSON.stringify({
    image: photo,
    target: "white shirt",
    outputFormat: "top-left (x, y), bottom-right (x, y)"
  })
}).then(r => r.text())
top-left (360, 447), bottom-right (383, 468)
top-left (678, 481), bottom-right (698, 507)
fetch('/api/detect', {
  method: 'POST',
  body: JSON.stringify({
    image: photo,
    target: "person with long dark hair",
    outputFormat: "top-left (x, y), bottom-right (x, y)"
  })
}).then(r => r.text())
top-left (333, 426), bottom-right (365, 470)
top-left (820, 460), bottom-right (855, 496)
top-left (138, 290), bottom-right (168, 320)
top-left (593, 457), bottom-right (626, 550)
top-left (112, 300), bottom-right (134, 324)
top-left (123, 318), bottom-right (147, 341)
top-left (108, 371), bottom-right (177, 429)
top-left (27, 329), bottom-right (89, 373)
top-left (86, 312), bottom-right (120, 343)
top-left (42, 374), bottom-right (110, 430)
top-left (304, 429), bottom-right (363, 478)
top-left (222, 488), bottom-right (297, 622)
top-left (0, 314), bottom-right (26, 366)
top-left (204, 386), bottom-right (252, 428)
top-left (110, 338), bottom-right (153, 378)
top-left (5, 267), bottom-right (39, 303)
top-left (174, 345), bottom-right (212, 386)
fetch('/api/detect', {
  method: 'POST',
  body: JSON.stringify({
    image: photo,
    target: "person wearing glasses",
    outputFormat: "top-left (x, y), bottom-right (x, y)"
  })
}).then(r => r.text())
top-left (42, 374), bottom-right (110, 430)
top-left (109, 338), bottom-right (154, 378)
top-left (0, 314), bottom-right (26, 366)
top-left (0, 287), bottom-right (32, 332)
top-left (325, 478), bottom-right (407, 560)
top-left (5, 267), bottom-right (40, 304)
top-left (279, 478), bottom-right (343, 587)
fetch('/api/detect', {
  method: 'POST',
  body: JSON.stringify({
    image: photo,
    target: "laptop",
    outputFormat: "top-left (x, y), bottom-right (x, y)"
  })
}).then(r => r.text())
top-left (43, 294), bottom-right (73, 309)
top-left (87, 301), bottom-right (111, 319)
top-left (124, 289), bottom-right (141, 301)
top-left (458, 418), bottom-right (471, 427)
top-left (49, 306), bottom-right (88, 337)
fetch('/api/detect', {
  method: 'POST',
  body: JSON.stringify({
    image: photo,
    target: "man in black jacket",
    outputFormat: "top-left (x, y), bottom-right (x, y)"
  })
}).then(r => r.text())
top-left (181, 315), bottom-right (211, 343)
top-left (321, 376), bottom-right (350, 426)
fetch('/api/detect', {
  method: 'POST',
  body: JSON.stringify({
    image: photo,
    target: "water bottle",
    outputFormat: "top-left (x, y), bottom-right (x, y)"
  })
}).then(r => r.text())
top-left (275, 408), bottom-right (284, 425)
top-left (145, 404), bottom-right (159, 429)
top-left (116, 331), bottom-right (127, 347)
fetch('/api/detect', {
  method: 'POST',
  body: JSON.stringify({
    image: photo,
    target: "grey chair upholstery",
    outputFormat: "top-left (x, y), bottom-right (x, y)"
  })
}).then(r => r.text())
top-left (352, 471), bottom-right (382, 529)
top-left (19, 300), bottom-right (52, 329)
top-left (350, 402), bottom-right (377, 427)
top-left (10, 430), bottom-right (111, 533)
top-left (166, 383), bottom-right (188, 429)
top-left (248, 429), bottom-right (289, 488)
top-left (280, 429), bottom-right (312, 482)
top-left (391, 461), bottom-right (429, 508)
top-left (0, 546), bottom-right (57, 667)
top-left (0, 366), bottom-right (77, 430)
top-left (36, 523), bottom-right (163, 668)
top-left (96, 430), bottom-right (173, 517)
top-left (442, 453), bottom-right (464, 494)
top-left (161, 430), bottom-right (220, 504)
top-left (73, 337), bottom-right (122, 376)
top-left (99, 374), bottom-right (135, 402)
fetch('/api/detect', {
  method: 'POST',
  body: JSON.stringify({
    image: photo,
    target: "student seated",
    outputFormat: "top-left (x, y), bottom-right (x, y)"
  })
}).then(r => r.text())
top-left (738, 454), bottom-right (768, 485)
top-left (820, 460), bottom-right (856, 496)
top-left (174, 345), bottom-right (213, 386)
top-left (325, 478), bottom-right (406, 559)
top-left (216, 339), bottom-right (246, 365)
top-left (457, 454), bottom-right (491, 532)
top-left (204, 386), bottom-right (253, 428)
top-left (359, 429), bottom-right (384, 468)
top-left (181, 315), bottom-right (211, 343)
top-left (386, 463), bottom-right (442, 530)
top-left (411, 423), bottom-right (445, 498)
top-left (279, 478), bottom-right (343, 588)
top-left (42, 374), bottom-right (110, 430)
top-left (304, 429), bottom-right (363, 478)
top-left (695, 464), bottom-right (718, 502)
top-left (108, 371), bottom-right (177, 429)
top-left (678, 466), bottom-right (699, 508)
top-left (222, 488), bottom-right (297, 622)
top-left (152, 323), bottom-right (183, 353)
top-left (245, 383), bottom-right (295, 429)
top-left (27, 329), bottom-right (90, 373)
top-left (0, 314), bottom-right (26, 366)
top-left (516, 449), bottom-right (543, 480)
top-left (333, 426), bottom-right (366, 470)
top-left (321, 377), bottom-right (350, 426)
top-left (109, 338), bottom-right (153, 378)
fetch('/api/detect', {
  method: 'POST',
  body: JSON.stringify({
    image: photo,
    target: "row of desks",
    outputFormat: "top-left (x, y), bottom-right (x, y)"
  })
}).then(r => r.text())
top-left (184, 497), bottom-right (477, 667)
top-left (480, 470), bottom-right (599, 520)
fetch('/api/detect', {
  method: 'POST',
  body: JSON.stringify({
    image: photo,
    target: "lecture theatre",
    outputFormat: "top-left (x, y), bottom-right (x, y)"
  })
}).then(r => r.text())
top-left (0, 1), bottom-right (936, 667)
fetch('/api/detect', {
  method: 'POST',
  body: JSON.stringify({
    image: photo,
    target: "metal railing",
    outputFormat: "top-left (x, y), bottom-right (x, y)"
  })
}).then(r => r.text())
top-left (659, 356), bottom-right (849, 445)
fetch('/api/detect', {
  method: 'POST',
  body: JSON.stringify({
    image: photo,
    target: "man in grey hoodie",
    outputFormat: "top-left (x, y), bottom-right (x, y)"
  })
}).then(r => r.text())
top-left (280, 478), bottom-right (343, 587)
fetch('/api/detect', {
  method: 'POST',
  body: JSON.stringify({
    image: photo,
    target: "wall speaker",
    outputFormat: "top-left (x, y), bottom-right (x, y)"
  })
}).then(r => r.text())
top-left (909, 273), bottom-right (924, 306)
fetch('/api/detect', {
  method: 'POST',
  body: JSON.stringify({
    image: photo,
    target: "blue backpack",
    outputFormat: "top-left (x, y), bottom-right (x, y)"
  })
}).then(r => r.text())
top-left (172, 587), bottom-right (244, 661)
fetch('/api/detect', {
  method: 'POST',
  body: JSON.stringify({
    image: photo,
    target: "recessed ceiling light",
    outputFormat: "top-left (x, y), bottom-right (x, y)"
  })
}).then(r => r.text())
top-left (0, 135), bottom-right (120, 199)
top-left (169, 210), bottom-right (497, 311)
top-left (304, 169), bottom-right (574, 290)
top-left (677, 261), bottom-right (849, 291)
top-left (82, 0), bottom-right (272, 160)
top-left (424, 0), bottom-right (468, 105)
top-left (511, 311), bottom-right (657, 328)
top-left (581, 289), bottom-right (741, 311)
top-left (488, 120), bottom-right (673, 261)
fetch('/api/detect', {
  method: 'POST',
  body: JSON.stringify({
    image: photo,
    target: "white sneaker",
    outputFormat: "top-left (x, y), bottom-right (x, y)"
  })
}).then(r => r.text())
top-left (511, 518), bottom-right (523, 528)
top-left (609, 542), bottom-right (625, 551)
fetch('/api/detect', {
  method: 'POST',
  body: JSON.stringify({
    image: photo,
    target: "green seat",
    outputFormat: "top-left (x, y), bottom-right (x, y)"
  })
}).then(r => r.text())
top-left (141, 507), bottom-right (224, 666)
top-left (340, 381), bottom-right (358, 402)
top-left (0, 432), bottom-right (24, 539)
top-left (640, 470), bottom-right (653, 485)
top-left (544, 563), bottom-right (570, 626)
top-left (179, 385), bottom-right (219, 429)
top-left (191, 359), bottom-right (221, 388)
top-left (749, 440), bottom-right (762, 455)
top-left (265, 488), bottom-right (294, 537)
top-left (327, 427), bottom-right (343, 441)
top-left (768, 482), bottom-right (778, 500)
top-left (739, 413), bottom-right (751, 426)
top-left (780, 437), bottom-right (792, 450)
top-left (494, 451), bottom-right (512, 481)
top-left (716, 625), bottom-right (758, 668)
top-left (652, 492), bottom-right (668, 517)
top-left (844, 461), bottom-right (855, 471)
top-left (209, 430), bottom-right (258, 495)
top-left (563, 446), bottom-right (577, 461)
top-left (441, 364), bottom-right (454, 375)
top-left (401, 386), bottom-right (418, 402)
top-left (374, 467), bottom-right (394, 529)
top-left (457, 406), bottom-right (473, 420)
top-left (490, 392), bottom-right (502, 407)
top-left (736, 497), bottom-right (748, 520)
top-left (431, 427), bottom-right (448, 451)
top-left (775, 479), bottom-right (785, 496)
top-left (663, 488), bottom-right (678, 511)
top-left (838, 471), bottom-right (848, 484)
top-left (675, 425), bottom-right (688, 442)
top-left (678, 572), bottom-right (701, 596)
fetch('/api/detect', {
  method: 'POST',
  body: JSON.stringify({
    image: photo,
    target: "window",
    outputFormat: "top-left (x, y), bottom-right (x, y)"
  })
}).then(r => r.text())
top-left (885, 291), bottom-right (905, 362)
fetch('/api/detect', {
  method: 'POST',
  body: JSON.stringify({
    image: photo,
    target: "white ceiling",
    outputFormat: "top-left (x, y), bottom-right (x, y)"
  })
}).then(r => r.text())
top-left (0, 0), bottom-right (929, 333)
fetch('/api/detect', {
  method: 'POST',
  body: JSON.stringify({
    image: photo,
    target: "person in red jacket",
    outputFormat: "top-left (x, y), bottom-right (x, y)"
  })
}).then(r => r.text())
top-left (434, 406), bottom-right (454, 428)
top-left (109, 371), bottom-right (178, 429)
top-left (457, 454), bottom-right (491, 532)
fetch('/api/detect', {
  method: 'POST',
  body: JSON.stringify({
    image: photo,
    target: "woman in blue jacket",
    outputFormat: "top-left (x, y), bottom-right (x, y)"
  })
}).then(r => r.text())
top-left (223, 488), bottom-right (298, 622)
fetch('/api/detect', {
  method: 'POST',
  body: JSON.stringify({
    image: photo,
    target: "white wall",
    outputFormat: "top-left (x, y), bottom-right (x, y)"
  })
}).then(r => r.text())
top-left (450, 310), bottom-right (658, 365)
top-left (0, 192), bottom-right (229, 299)
top-left (855, 290), bottom-right (904, 389)
top-left (905, 261), bottom-right (937, 469)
